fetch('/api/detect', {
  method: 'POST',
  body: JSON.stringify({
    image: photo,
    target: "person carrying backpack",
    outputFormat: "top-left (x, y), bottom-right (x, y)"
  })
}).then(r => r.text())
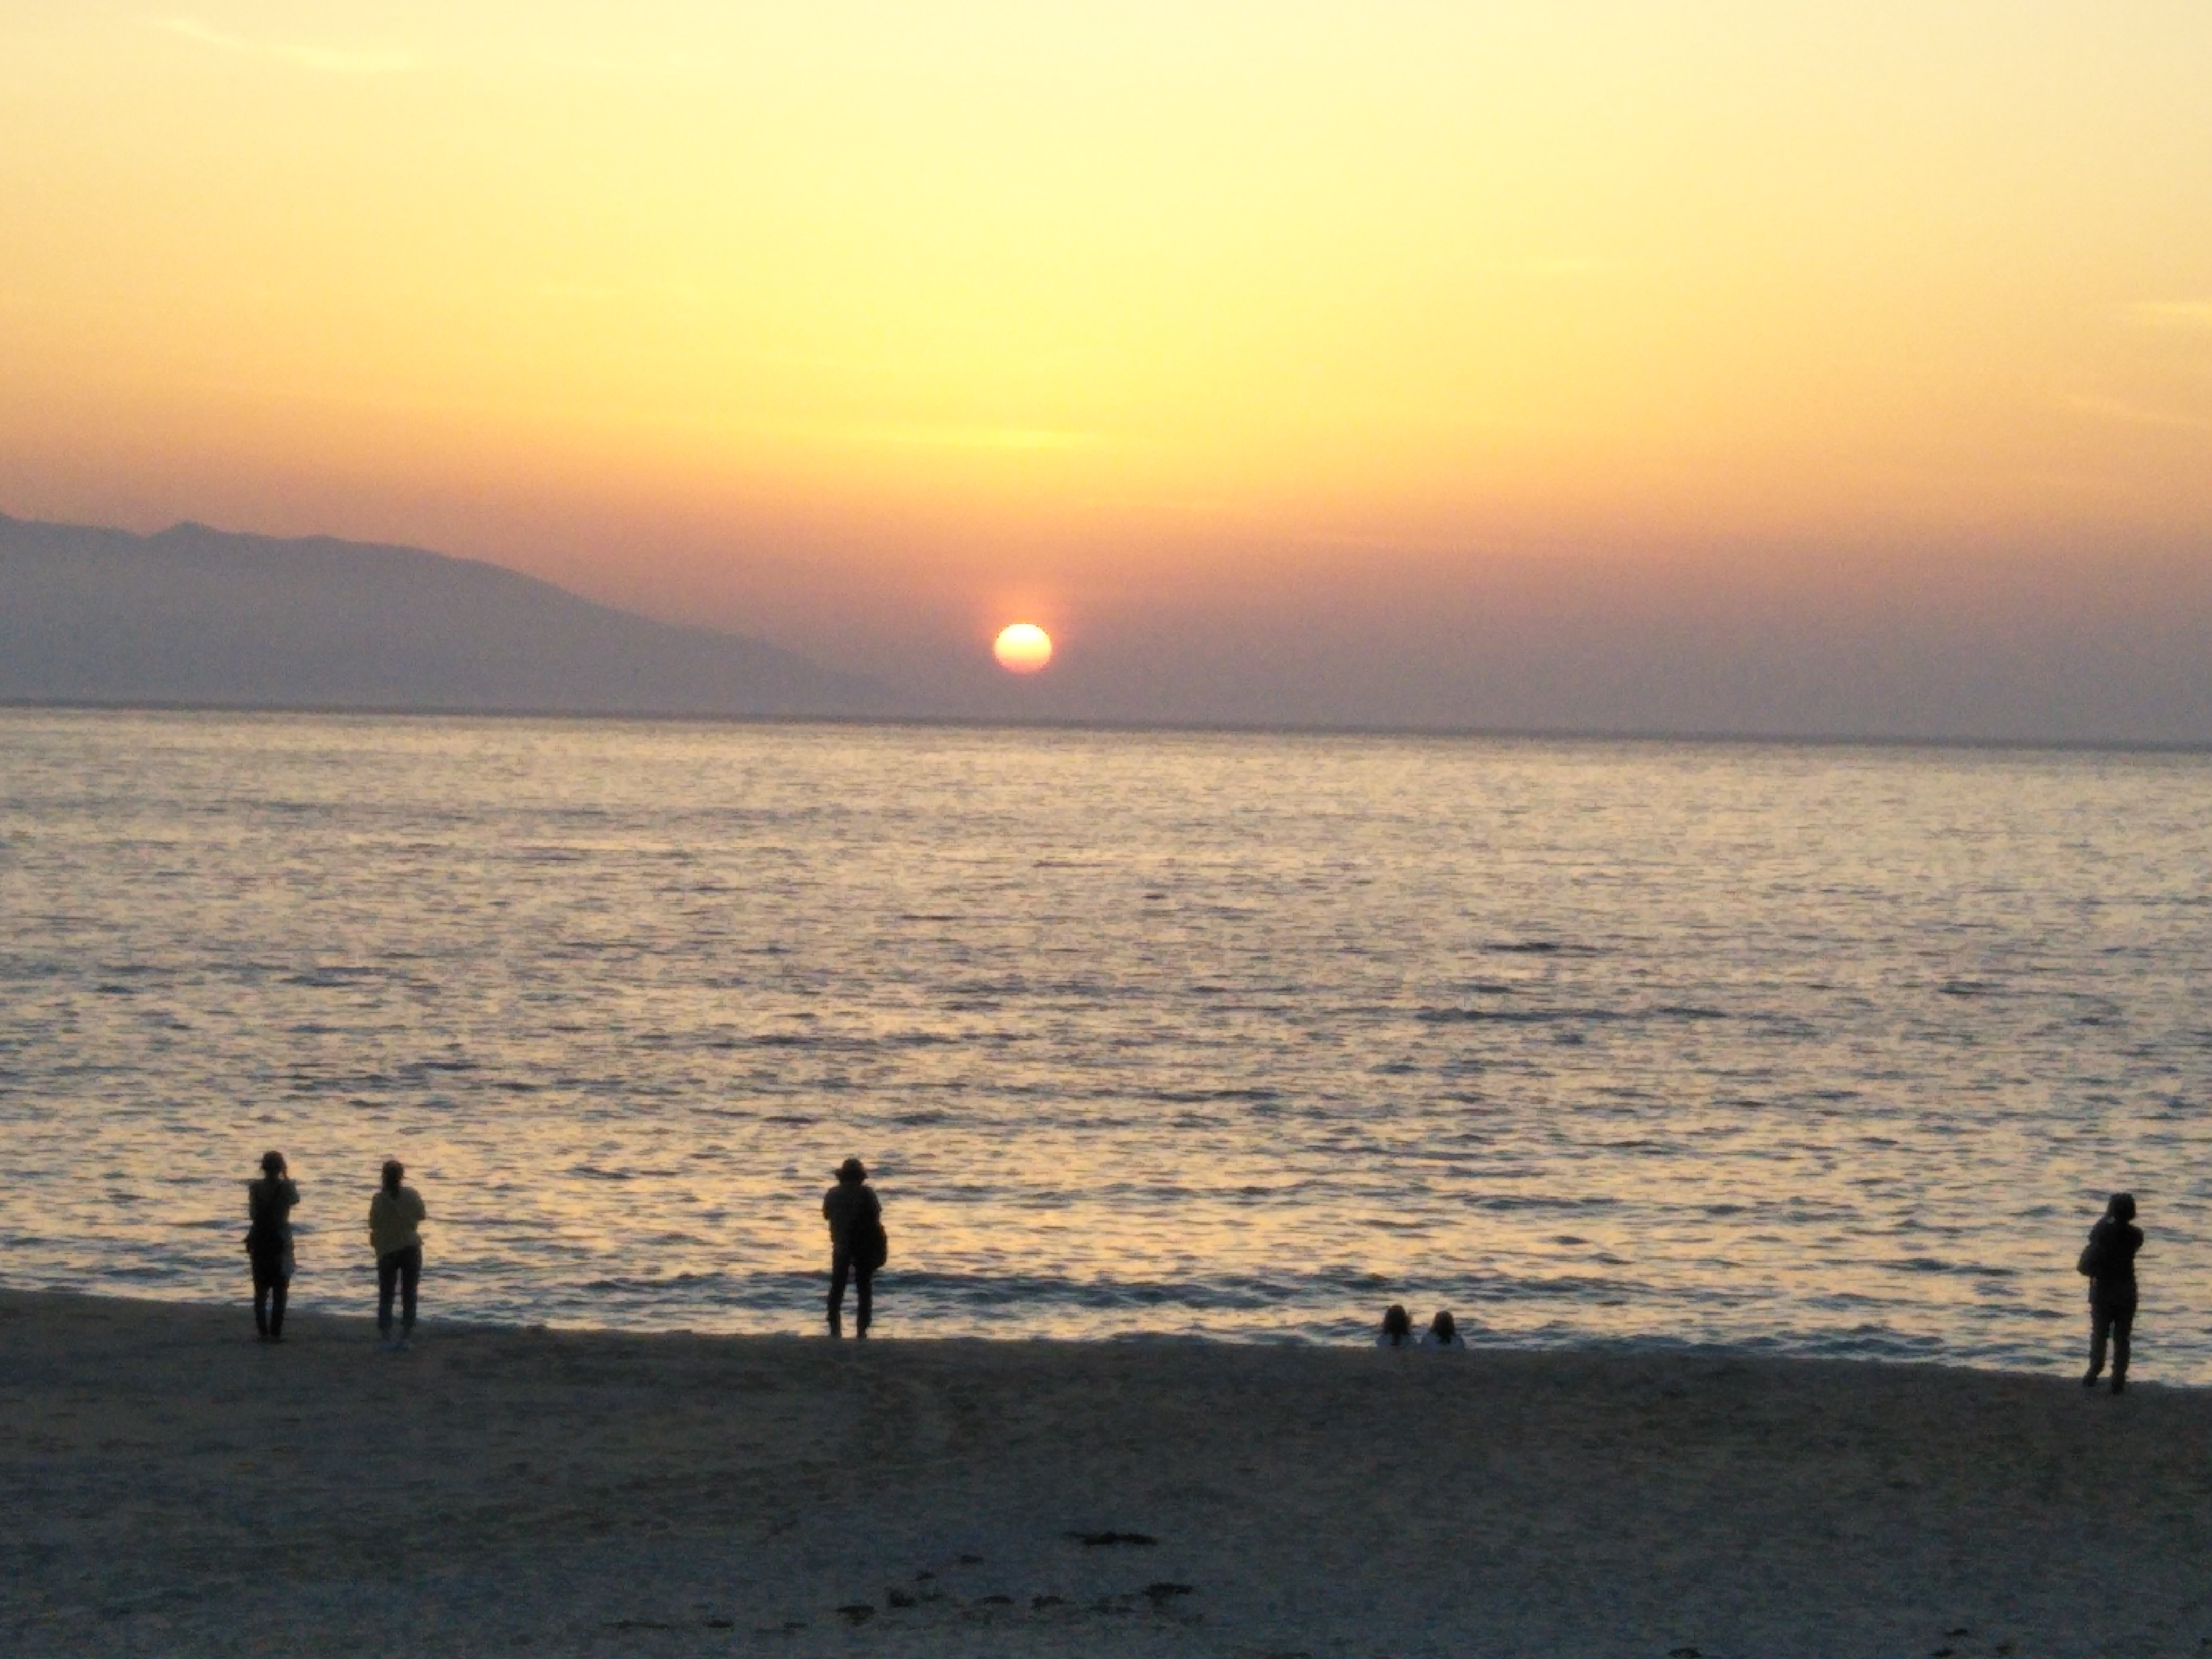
top-left (822, 1158), bottom-right (886, 1339)
top-left (2078, 1192), bottom-right (2144, 1393)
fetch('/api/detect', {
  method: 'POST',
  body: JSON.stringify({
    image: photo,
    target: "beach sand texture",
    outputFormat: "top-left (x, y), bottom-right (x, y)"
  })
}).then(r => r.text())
top-left (4, 1291), bottom-right (2208, 1657)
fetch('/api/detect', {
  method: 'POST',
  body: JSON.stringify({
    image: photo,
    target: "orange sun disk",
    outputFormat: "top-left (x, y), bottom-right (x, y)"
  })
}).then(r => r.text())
top-left (993, 622), bottom-right (1054, 674)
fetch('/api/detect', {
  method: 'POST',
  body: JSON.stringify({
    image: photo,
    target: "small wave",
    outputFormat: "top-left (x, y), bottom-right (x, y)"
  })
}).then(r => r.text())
top-left (878, 1268), bottom-right (1319, 1313)
top-left (1150, 1087), bottom-right (1283, 1103)
top-left (1937, 979), bottom-right (1999, 997)
top-left (1887, 1256), bottom-right (2020, 1278)
top-left (1486, 940), bottom-right (1604, 957)
top-left (281, 965), bottom-right (395, 987)
top-left (1417, 1007), bottom-right (1618, 1025)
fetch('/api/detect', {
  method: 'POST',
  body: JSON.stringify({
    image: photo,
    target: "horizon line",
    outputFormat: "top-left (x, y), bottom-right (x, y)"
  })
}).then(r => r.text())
top-left (6, 697), bottom-right (2208, 758)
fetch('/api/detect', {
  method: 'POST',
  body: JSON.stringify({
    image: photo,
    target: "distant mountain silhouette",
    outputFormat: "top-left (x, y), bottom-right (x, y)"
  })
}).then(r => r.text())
top-left (0, 514), bottom-right (889, 717)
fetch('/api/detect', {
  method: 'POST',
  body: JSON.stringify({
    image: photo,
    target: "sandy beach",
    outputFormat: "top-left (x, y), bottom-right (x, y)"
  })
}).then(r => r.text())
top-left (3, 1290), bottom-right (2207, 1657)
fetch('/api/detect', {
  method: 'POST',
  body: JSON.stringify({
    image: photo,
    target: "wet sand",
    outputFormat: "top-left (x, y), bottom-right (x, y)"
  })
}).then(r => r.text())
top-left (3, 1289), bottom-right (2208, 1657)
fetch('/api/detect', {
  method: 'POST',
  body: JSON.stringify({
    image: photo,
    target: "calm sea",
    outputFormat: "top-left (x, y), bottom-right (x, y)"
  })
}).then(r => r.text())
top-left (2, 709), bottom-right (2207, 1377)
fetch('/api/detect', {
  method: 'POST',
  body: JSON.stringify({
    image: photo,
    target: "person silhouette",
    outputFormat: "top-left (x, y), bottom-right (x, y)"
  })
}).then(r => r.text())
top-left (368, 1159), bottom-right (428, 1352)
top-left (1377, 1304), bottom-right (1414, 1348)
top-left (244, 1151), bottom-right (299, 1342)
top-left (822, 1157), bottom-right (884, 1339)
top-left (2079, 1192), bottom-right (2144, 1393)
top-left (1419, 1309), bottom-right (1467, 1350)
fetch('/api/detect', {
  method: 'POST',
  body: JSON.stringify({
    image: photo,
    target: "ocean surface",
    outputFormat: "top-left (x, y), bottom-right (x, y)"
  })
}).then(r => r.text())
top-left (2, 709), bottom-right (2208, 1378)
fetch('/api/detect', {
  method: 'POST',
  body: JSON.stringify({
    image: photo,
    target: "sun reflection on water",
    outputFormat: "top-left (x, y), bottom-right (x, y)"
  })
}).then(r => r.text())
top-left (1, 710), bottom-right (2207, 1376)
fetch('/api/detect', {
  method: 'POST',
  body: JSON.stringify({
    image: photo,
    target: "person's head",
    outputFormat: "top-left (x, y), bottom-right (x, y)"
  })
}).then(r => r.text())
top-left (381, 1159), bottom-right (404, 1196)
top-left (260, 1150), bottom-right (287, 1177)
top-left (2108, 1192), bottom-right (2136, 1222)
top-left (1430, 1310), bottom-right (1457, 1344)
top-left (1381, 1304), bottom-right (1411, 1343)
top-left (837, 1157), bottom-right (867, 1185)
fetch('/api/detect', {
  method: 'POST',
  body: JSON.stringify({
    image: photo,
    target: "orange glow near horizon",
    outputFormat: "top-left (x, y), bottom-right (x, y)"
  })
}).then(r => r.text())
top-left (1, 2), bottom-right (2209, 684)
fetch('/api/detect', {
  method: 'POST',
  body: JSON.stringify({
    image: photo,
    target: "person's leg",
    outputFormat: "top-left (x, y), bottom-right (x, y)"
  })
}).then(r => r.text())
top-left (828, 1250), bottom-right (850, 1336)
top-left (2112, 1300), bottom-right (2134, 1389)
top-left (855, 1265), bottom-right (873, 1337)
top-left (378, 1250), bottom-right (399, 1338)
top-left (399, 1246), bottom-right (421, 1339)
top-left (269, 1275), bottom-right (288, 1340)
top-left (253, 1262), bottom-right (272, 1338)
top-left (2087, 1300), bottom-right (2112, 1381)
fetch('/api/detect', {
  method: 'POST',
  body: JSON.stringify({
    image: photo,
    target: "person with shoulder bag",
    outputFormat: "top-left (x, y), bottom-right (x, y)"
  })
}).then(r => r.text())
top-left (822, 1158), bottom-right (885, 1339)
top-left (2077, 1192), bottom-right (2144, 1393)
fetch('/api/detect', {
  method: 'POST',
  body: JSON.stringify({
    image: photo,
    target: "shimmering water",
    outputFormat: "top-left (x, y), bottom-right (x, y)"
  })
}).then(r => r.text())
top-left (2, 709), bottom-right (2208, 1376)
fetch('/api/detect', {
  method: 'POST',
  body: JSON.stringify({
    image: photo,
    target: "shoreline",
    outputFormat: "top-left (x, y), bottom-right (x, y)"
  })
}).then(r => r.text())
top-left (7, 1288), bottom-right (2209, 1657)
top-left (4, 1275), bottom-right (2170, 1387)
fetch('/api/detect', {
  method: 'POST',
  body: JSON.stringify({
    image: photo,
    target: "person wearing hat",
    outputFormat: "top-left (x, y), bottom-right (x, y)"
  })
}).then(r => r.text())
top-left (822, 1157), bottom-right (885, 1339)
top-left (244, 1150), bottom-right (299, 1342)
top-left (2079, 1192), bottom-right (2144, 1393)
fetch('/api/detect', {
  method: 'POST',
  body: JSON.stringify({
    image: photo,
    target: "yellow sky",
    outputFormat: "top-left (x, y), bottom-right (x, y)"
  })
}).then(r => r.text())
top-left (2, 2), bottom-right (2209, 688)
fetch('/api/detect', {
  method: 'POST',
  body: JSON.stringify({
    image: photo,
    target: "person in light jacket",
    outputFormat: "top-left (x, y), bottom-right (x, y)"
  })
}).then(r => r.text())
top-left (1419, 1309), bottom-right (1468, 1350)
top-left (368, 1159), bottom-right (428, 1351)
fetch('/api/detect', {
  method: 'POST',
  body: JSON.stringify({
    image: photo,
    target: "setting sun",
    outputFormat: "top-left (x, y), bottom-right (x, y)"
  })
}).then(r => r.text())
top-left (992, 622), bottom-right (1053, 674)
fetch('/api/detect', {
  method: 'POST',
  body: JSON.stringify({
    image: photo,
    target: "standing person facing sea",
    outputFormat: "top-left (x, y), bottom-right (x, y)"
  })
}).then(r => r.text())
top-left (244, 1150), bottom-right (299, 1343)
top-left (368, 1160), bottom-right (428, 1352)
top-left (2079, 1192), bottom-right (2144, 1394)
top-left (823, 1157), bottom-right (885, 1339)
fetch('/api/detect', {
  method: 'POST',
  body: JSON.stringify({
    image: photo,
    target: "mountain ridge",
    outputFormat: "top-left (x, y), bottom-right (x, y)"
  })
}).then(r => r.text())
top-left (0, 513), bottom-right (890, 719)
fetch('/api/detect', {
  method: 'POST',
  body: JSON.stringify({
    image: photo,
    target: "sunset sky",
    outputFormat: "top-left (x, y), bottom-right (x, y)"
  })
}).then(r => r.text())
top-left (4, 2), bottom-right (2210, 735)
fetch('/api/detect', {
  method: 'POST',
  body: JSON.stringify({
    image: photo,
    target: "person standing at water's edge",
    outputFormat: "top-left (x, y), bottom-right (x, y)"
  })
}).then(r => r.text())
top-left (2079, 1192), bottom-right (2144, 1393)
top-left (244, 1151), bottom-right (299, 1342)
top-left (823, 1157), bottom-right (885, 1339)
top-left (368, 1160), bottom-right (428, 1352)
